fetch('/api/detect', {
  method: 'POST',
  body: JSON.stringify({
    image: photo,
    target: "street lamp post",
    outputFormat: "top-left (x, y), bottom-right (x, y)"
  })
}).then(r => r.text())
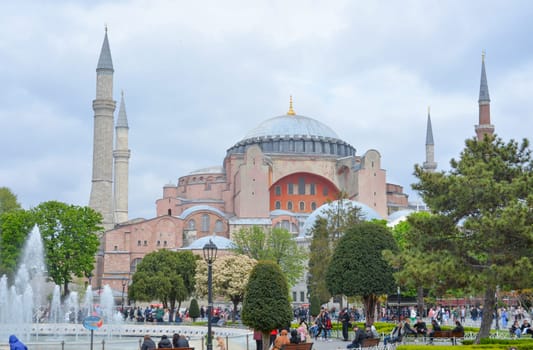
top-left (397, 286), bottom-right (401, 321)
top-left (121, 277), bottom-right (128, 311)
top-left (203, 239), bottom-right (218, 350)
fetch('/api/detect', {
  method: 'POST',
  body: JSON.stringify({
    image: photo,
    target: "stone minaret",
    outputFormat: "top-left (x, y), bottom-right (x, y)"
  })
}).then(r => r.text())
top-left (89, 28), bottom-right (116, 231)
top-left (113, 91), bottom-right (130, 224)
top-left (423, 106), bottom-right (437, 172)
top-left (475, 52), bottom-right (495, 140)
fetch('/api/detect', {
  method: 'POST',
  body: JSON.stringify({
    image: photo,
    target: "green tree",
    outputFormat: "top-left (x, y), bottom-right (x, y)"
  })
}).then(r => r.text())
top-left (326, 221), bottom-right (398, 324)
top-left (195, 254), bottom-right (256, 322)
top-left (0, 208), bottom-right (34, 278)
top-left (33, 201), bottom-right (101, 296)
top-left (308, 197), bottom-right (364, 307)
top-left (383, 211), bottom-right (437, 317)
top-left (0, 187), bottom-right (21, 215)
top-left (232, 226), bottom-right (305, 286)
top-left (129, 249), bottom-right (197, 313)
top-left (241, 261), bottom-right (293, 350)
top-left (412, 135), bottom-right (533, 342)
top-left (189, 298), bottom-right (200, 321)
top-left (307, 217), bottom-right (331, 304)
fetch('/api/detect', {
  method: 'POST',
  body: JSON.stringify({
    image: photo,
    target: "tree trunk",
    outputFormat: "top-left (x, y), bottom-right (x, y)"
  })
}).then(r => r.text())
top-left (475, 286), bottom-right (496, 343)
top-left (417, 286), bottom-right (425, 317)
top-left (262, 332), bottom-right (271, 350)
top-left (363, 294), bottom-right (378, 325)
top-left (232, 298), bottom-right (239, 322)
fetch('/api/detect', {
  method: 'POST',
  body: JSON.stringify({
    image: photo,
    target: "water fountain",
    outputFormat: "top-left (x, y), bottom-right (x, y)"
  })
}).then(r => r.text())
top-left (0, 226), bottom-right (123, 341)
top-left (0, 226), bottom-right (251, 349)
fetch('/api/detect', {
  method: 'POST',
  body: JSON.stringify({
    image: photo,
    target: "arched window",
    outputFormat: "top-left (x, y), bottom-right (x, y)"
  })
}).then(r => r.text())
top-left (275, 201), bottom-right (281, 209)
top-left (311, 202), bottom-right (317, 211)
top-left (188, 219), bottom-right (196, 230)
top-left (201, 214), bottom-right (210, 232)
top-left (299, 201), bottom-right (305, 211)
top-left (287, 201), bottom-right (293, 211)
top-left (130, 258), bottom-right (142, 273)
top-left (215, 220), bottom-right (224, 233)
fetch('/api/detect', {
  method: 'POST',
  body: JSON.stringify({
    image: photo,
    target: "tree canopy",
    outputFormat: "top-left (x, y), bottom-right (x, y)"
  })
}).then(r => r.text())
top-left (33, 201), bottom-right (101, 296)
top-left (241, 260), bottom-right (293, 350)
top-left (326, 221), bottom-right (398, 324)
top-left (308, 196), bottom-right (364, 305)
top-left (231, 226), bottom-right (305, 286)
top-left (0, 187), bottom-right (21, 215)
top-left (412, 135), bottom-right (533, 342)
top-left (195, 254), bottom-right (256, 321)
top-left (129, 249), bottom-right (197, 312)
top-left (0, 208), bottom-right (35, 279)
top-left (307, 217), bottom-right (331, 304)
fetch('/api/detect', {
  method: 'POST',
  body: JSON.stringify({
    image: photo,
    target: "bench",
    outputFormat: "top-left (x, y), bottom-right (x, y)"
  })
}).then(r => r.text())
top-left (360, 338), bottom-right (379, 348)
top-left (281, 342), bottom-right (313, 350)
top-left (432, 330), bottom-right (464, 345)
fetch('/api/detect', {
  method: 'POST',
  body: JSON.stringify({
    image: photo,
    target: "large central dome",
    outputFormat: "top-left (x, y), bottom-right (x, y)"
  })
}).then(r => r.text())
top-left (226, 109), bottom-right (356, 157)
top-left (243, 114), bottom-right (340, 139)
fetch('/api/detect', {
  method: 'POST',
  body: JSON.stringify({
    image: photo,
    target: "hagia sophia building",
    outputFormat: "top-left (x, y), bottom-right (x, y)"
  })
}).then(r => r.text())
top-left (88, 30), bottom-right (494, 302)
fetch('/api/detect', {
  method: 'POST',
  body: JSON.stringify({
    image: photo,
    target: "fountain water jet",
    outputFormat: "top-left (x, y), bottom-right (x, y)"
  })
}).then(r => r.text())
top-left (0, 226), bottom-right (123, 341)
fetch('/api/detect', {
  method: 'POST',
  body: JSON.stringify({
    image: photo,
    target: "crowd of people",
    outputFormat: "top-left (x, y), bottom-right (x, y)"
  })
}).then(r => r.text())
top-left (140, 333), bottom-right (193, 350)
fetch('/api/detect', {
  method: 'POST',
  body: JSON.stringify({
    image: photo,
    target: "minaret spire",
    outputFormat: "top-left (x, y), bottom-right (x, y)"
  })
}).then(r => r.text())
top-left (97, 26), bottom-right (114, 73)
top-left (475, 50), bottom-right (494, 139)
top-left (113, 90), bottom-right (131, 224)
top-left (423, 106), bottom-right (437, 173)
top-left (89, 28), bottom-right (116, 230)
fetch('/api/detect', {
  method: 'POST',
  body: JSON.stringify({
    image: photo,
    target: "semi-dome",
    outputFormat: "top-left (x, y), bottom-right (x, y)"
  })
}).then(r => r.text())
top-left (300, 200), bottom-right (383, 237)
top-left (182, 235), bottom-right (235, 250)
top-left (227, 112), bottom-right (356, 157)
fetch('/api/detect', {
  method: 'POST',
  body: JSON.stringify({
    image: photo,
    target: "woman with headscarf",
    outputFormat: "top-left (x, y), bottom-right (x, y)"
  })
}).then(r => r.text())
top-left (9, 335), bottom-right (28, 350)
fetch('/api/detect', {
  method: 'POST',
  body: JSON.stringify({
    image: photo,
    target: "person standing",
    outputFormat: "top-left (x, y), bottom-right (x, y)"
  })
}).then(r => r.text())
top-left (253, 330), bottom-right (263, 350)
top-left (340, 308), bottom-right (352, 341)
top-left (9, 335), bottom-right (27, 350)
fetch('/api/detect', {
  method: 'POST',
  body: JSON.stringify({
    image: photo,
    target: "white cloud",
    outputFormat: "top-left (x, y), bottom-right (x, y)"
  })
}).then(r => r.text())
top-left (1, 0), bottom-right (532, 217)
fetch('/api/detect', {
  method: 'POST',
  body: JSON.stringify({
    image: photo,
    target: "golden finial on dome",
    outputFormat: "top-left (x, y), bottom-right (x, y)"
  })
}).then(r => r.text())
top-left (287, 95), bottom-right (296, 116)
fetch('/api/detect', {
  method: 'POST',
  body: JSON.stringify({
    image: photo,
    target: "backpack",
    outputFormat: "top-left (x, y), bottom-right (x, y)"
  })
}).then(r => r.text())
top-left (325, 317), bottom-right (332, 330)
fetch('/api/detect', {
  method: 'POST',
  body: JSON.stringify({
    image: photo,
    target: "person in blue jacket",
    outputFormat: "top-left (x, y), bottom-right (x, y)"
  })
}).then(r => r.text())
top-left (9, 335), bottom-right (28, 350)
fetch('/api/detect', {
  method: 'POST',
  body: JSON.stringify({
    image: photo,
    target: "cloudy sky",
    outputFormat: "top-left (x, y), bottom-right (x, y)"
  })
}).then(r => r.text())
top-left (1, 0), bottom-right (532, 219)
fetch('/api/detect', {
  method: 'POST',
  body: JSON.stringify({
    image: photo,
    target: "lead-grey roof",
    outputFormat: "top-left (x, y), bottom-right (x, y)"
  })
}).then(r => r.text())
top-left (479, 57), bottom-right (490, 103)
top-left (426, 113), bottom-right (434, 145)
top-left (300, 200), bottom-right (382, 237)
top-left (243, 114), bottom-right (339, 139)
top-left (97, 30), bottom-right (114, 72)
top-left (182, 235), bottom-right (235, 250)
top-left (178, 205), bottom-right (227, 219)
top-left (116, 91), bottom-right (128, 128)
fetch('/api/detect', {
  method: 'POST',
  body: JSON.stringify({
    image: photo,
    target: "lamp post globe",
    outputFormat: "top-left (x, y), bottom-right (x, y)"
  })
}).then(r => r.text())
top-left (203, 239), bottom-right (218, 350)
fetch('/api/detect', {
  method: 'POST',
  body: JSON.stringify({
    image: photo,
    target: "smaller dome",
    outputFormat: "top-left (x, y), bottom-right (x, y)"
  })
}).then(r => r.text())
top-left (300, 200), bottom-right (382, 237)
top-left (183, 235), bottom-right (235, 250)
top-left (387, 209), bottom-right (415, 227)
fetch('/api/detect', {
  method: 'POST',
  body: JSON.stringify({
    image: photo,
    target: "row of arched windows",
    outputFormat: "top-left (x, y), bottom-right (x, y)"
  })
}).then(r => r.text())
top-left (187, 215), bottom-right (225, 232)
top-left (275, 200), bottom-right (317, 212)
